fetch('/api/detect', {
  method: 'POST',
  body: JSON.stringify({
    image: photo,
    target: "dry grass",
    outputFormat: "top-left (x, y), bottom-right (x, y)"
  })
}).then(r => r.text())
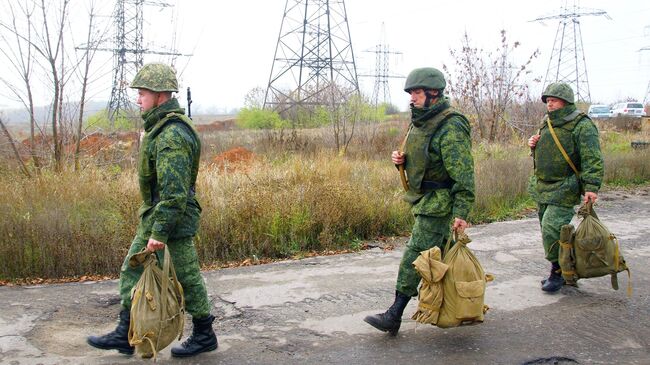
top-left (1, 120), bottom-right (648, 280)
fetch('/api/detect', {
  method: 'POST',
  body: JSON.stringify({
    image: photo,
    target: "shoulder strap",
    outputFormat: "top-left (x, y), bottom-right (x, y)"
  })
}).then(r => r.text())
top-left (546, 118), bottom-right (580, 177)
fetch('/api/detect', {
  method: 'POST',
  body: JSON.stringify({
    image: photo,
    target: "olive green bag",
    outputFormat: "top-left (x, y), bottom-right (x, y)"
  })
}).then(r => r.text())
top-left (411, 246), bottom-right (448, 324)
top-left (128, 246), bottom-right (185, 359)
top-left (435, 232), bottom-right (492, 328)
top-left (559, 202), bottom-right (632, 295)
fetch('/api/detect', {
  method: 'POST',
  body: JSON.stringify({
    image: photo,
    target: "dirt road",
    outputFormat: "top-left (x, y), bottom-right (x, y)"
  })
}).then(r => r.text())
top-left (1, 189), bottom-right (649, 364)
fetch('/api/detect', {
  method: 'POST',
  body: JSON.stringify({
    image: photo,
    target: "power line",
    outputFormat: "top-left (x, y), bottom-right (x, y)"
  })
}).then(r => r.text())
top-left (531, 1), bottom-right (611, 104)
top-left (263, 0), bottom-right (360, 114)
top-left (358, 23), bottom-right (403, 107)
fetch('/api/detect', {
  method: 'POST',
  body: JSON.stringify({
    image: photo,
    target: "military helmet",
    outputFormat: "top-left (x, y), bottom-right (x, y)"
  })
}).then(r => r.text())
top-left (130, 63), bottom-right (178, 92)
top-left (541, 82), bottom-right (574, 104)
top-left (404, 67), bottom-right (446, 92)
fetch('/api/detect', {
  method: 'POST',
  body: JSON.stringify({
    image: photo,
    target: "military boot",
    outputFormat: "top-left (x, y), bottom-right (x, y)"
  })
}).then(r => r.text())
top-left (363, 291), bottom-right (411, 336)
top-left (87, 309), bottom-right (134, 355)
top-left (171, 314), bottom-right (218, 358)
top-left (541, 262), bottom-right (565, 292)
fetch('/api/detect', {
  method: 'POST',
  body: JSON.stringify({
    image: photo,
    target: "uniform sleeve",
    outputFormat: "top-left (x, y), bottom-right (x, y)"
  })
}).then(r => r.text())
top-left (149, 125), bottom-right (193, 243)
top-left (439, 117), bottom-right (476, 220)
top-left (576, 119), bottom-right (604, 194)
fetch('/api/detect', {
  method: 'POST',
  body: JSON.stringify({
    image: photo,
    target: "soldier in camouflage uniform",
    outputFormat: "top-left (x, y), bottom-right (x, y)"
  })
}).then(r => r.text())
top-left (87, 63), bottom-right (218, 357)
top-left (364, 67), bottom-right (475, 335)
top-left (528, 82), bottom-right (604, 292)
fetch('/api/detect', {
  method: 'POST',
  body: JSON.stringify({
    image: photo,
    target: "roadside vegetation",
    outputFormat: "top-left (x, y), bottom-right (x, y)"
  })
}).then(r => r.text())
top-left (1, 24), bottom-right (649, 282)
top-left (1, 118), bottom-right (648, 281)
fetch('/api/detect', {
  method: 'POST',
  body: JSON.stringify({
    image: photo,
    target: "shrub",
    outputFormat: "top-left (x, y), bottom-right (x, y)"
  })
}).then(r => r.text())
top-left (236, 107), bottom-right (289, 129)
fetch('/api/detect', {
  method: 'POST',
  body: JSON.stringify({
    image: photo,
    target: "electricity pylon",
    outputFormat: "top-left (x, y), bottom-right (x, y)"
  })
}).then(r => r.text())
top-left (264, 0), bottom-right (360, 113)
top-left (81, 0), bottom-right (185, 122)
top-left (531, 1), bottom-right (610, 103)
top-left (358, 23), bottom-right (403, 107)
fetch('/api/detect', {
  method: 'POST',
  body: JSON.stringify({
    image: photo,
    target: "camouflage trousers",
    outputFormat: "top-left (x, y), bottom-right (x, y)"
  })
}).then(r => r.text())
top-left (396, 214), bottom-right (450, 297)
top-left (118, 235), bottom-right (211, 318)
top-left (537, 203), bottom-right (575, 263)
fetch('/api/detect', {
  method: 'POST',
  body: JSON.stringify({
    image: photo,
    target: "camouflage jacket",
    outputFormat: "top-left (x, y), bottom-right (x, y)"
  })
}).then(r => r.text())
top-left (403, 98), bottom-right (475, 224)
top-left (529, 104), bottom-right (604, 207)
top-left (137, 98), bottom-right (202, 243)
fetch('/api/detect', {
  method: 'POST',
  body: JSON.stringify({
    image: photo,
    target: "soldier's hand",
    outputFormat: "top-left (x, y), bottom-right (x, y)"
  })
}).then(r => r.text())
top-left (452, 218), bottom-right (469, 233)
top-left (391, 150), bottom-right (405, 165)
top-left (528, 134), bottom-right (540, 148)
top-left (584, 192), bottom-right (598, 204)
top-left (146, 238), bottom-right (165, 252)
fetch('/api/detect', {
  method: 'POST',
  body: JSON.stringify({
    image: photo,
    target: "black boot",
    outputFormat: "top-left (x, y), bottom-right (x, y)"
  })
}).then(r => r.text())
top-left (363, 291), bottom-right (411, 336)
top-left (87, 309), bottom-right (134, 355)
top-left (541, 262), bottom-right (565, 292)
top-left (171, 314), bottom-right (218, 358)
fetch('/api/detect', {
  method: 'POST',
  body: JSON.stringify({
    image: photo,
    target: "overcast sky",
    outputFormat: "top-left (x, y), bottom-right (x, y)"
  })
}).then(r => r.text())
top-left (1, 0), bottom-right (649, 114)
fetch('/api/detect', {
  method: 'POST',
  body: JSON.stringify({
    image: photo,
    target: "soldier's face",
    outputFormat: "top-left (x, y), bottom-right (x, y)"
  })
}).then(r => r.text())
top-left (136, 89), bottom-right (160, 112)
top-left (409, 89), bottom-right (427, 108)
top-left (545, 97), bottom-right (566, 112)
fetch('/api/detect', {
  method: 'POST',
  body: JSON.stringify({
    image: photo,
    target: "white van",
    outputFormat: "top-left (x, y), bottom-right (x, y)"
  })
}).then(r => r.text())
top-left (610, 102), bottom-right (644, 117)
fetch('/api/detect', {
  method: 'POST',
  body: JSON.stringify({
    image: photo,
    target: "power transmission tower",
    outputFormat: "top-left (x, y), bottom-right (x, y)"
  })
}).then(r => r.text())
top-left (263, 0), bottom-right (360, 114)
top-left (81, 0), bottom-right (185, 122)
top-left (359, 23), bottom-right (403, 107)
top-left (531, 1), bottom-right (610, 104)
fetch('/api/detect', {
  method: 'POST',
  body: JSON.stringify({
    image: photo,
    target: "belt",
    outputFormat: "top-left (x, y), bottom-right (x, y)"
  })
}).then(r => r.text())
top-left (421, 180), bottom-right (453, 190)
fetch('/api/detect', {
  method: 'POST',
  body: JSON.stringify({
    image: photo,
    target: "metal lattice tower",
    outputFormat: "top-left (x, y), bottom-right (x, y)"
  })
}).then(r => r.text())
top-left (359, 23), bottom-right (402, 107)
top-left (532, 1), bottom-right (610, 104)
top-left (105, 0), bottom-right (181, 121)
top-left (263, 0), bottom-right (360, 113)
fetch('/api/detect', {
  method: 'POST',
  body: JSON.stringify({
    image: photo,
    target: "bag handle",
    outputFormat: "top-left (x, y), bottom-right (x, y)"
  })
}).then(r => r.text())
top-left (546, 118), bottom-right (580, 177)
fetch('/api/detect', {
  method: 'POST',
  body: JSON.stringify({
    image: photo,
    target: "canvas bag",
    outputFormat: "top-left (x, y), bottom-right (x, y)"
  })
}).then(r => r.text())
top-left (436, 231), bottom-right (492, 328)
top-left (411, 246), bottom-right (448, 324)
top-left (128, 246), bottom-right (185, 359)
top-left (559, 201), bottom-right (631, 295)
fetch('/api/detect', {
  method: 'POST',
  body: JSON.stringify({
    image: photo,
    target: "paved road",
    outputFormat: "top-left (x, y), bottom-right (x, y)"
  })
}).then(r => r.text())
top-left (1, 189), bottom-right (649, 365)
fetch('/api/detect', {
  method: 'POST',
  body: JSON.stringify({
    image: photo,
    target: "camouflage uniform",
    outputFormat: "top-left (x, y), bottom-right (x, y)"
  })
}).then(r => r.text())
top-left (529, 86), bottom-right (604, 264)
top-left (118, 97), bottom-right (211, 318)
top-left (396, 96), bottom-right (476, 297)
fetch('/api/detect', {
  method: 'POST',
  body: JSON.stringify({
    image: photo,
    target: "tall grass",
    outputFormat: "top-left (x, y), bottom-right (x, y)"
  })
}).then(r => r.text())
top-left (1, 124), bottom-right (648, 280)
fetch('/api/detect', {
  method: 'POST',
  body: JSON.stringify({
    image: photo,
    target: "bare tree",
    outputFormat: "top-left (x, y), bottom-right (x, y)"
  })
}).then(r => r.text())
top-left (74, 3), bottom-right (103, 171)
top-left (0, 117), bottom-right (31, 177)
top-left (443, 30), bottom-right (540, 142)
top-left (0, 1), bottom-right (42, 172)
top-left (325, 85), bottom-right (361, 156)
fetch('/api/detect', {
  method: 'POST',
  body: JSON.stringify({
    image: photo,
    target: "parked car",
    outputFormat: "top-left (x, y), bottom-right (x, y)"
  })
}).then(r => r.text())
top-left (587, 104), bottom-right (611, 119)
top-left (610, 102), bottom-right (645, 117)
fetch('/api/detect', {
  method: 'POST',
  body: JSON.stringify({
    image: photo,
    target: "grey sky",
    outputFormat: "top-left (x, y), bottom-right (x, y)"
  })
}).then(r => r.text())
top-left (1, 0), bottom-right (649, 113)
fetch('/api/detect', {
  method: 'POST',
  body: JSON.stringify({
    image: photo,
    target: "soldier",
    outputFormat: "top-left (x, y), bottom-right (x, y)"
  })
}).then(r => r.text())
top-left (87, 63), bottom-right (218, 357)
top-left (364, 67), bottom-right (475, 335)
top-left (528, 82), bottom-right (604, 292)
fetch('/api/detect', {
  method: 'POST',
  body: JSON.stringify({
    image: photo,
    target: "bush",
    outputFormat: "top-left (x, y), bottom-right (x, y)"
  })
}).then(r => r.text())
top-left (86, 110), bottom-right (134, 131)
top-left (236, 107), bottom-right (289, 129)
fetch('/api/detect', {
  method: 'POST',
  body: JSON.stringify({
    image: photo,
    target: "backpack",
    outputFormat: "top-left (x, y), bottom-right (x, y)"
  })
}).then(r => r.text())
top-left (412, 232), bottom-right (492, 328)
top-left (128, 246), bottom-right (185, 359)
top-left (558, 201), bottom-right (632, 295)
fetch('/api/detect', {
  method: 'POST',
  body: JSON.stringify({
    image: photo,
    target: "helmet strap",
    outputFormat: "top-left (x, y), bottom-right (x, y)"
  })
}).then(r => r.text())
top-left (424, 90), bottom-right (437, 108)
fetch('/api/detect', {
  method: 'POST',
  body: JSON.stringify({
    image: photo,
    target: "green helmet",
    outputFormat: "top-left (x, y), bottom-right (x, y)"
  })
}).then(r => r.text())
top-left (130, 63), bottom-right (178, 92)
top-left (404, 67), bottom-right (446, 92)
top-left (541, 82), bottom-right (574, 104)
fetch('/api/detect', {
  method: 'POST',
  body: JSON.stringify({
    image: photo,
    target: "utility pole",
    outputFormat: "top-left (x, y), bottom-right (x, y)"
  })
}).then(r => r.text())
top-left (263, 0), bottom-right (360, 114)
top-left (358, 23), bottom-right (403, 107)
top-left (531, 0), bottom-right (610, 104)
top-left (641, 26), bottom-right (650, 105)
